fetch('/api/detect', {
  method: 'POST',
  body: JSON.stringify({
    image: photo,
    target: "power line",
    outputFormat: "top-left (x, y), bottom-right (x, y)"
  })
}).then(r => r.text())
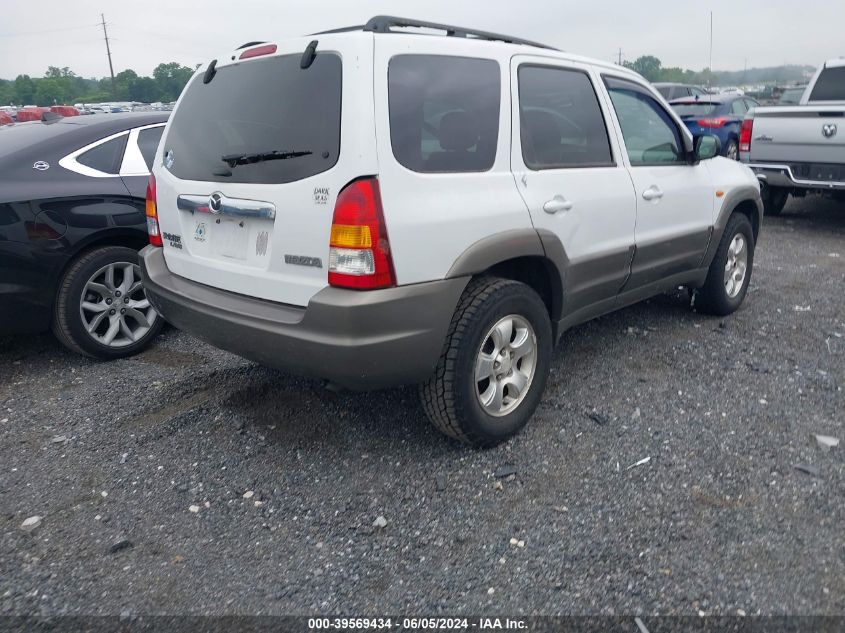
top-left (0, 24), bottom-right (98, 37)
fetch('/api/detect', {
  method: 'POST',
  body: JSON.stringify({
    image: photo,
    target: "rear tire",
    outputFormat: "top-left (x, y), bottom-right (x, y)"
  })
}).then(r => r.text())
top-left (419, 277), bottom-right (552, 448)
top-left (695, 214), bottom-right (755, 316)
top-left (762, 186), bottom-right (789, 216)
top-left (724, 139), bottom-right (739, 161)
top-left (53, 246), bottom-right (163, 359)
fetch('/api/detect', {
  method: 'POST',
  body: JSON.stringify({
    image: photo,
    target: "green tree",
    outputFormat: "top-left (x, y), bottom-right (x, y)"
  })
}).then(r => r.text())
top-left (14, 75), bottom-right (36, 104)
top-left (0, 79), bottom-right (14, 105)
top-left (114, 69), bottom-right (139, 101)
top-left (45, 66), bottom-right (75, 79)
top-left (35, 78), bottom-right (66, 106)
top-left (129, 77), bottom-right (160, 102)
top-left (624, 55), bottom-right (663, 82)
top-left (152, 62), bottom-right (195, 101)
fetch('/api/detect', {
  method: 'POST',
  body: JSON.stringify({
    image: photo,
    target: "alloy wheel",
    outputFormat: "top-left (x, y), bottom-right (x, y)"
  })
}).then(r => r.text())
top-left (79, 262), bottom-right (157, 347)
top-left (474, 314), bottom-right (537, 417)
top-left (723, 233), bottom-right (748, 298)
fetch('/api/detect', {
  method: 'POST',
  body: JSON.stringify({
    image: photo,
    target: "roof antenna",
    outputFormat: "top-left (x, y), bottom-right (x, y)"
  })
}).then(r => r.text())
top-left (203, 59), bottom-right (217, 84)
top-left (301, 40), bottom-right (318, 69)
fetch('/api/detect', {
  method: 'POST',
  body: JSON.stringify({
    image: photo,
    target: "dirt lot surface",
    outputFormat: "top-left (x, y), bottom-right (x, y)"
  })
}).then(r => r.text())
top-left (1, 196), bottom-right (843, 617)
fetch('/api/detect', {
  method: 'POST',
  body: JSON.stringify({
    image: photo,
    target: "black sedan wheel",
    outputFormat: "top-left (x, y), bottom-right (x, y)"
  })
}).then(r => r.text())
top-left (53, 246), bottom-right (163, 359)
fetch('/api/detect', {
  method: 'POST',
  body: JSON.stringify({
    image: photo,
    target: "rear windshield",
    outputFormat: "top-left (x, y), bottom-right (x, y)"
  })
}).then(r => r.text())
top-left (809, 66), bottom-right (845, 101)
top-left (0, 121), bottom-right (65, 159)
top-left (163, 53), bottom-right (342, 184)
top-left (671, 102), bottom-right (719, 117)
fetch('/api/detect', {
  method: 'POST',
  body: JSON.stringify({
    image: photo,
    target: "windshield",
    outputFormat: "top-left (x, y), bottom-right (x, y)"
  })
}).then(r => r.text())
top-left (163, 52), bottom-right (342, 184)
top-left (809, 67), bottom-right (845, 102)
top-left (671, 103), bottom-right (719, 117)
top-left (778, 88), bottom-right (805, 105)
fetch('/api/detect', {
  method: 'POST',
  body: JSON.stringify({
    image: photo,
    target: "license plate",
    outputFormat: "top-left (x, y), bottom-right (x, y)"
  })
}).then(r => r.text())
top-left (214, 219), bottom-right (250, 260)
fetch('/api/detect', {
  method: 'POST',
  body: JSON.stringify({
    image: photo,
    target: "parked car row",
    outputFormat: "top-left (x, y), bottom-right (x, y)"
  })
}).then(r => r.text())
top-left (0, 102), bottom-right (175, 126)
top-left (1, 105), bottom-right (81, 125)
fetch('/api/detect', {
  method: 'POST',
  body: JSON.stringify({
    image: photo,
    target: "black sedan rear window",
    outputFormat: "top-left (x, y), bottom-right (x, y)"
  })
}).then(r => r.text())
top-left (671, 103), bottom-right (720, 117)
top-left (163, 53), bottom-right (342, 184)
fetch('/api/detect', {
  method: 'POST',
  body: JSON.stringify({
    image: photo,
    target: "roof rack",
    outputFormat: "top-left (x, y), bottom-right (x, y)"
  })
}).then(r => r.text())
top-left (315, 16), bottom-right (557, 51)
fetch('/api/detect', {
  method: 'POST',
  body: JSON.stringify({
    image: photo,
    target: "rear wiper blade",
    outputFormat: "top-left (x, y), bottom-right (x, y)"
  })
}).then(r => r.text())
top-left (221, 149), bottom-right (312, 168)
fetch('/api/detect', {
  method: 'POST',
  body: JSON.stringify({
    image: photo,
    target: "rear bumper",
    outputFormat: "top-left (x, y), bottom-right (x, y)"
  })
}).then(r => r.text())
top-left (742, 161), bottom-right (845, 190)
top-left (140, 246), bottom-right (468, 390)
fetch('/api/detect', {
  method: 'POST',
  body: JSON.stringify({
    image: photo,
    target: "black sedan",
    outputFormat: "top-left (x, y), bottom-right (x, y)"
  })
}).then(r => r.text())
top-left (0, 113), bottom-right (167, 358)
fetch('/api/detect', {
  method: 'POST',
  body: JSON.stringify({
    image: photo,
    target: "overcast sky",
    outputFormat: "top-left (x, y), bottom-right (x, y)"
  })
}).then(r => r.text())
top-left (0, 0), bottom-right (841, 79)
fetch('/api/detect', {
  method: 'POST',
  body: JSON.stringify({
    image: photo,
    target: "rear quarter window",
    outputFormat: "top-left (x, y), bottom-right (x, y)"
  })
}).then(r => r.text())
top-left (137, 126), bottom-right (164, 171)
top-left (388, 55), bottom-right (501, 173)
top-left (77, 135), bottom-right (128, 174)
top-left (809, 67), bottom-right (845, 101)
top-left (163, 53), bottom-right (342, 184)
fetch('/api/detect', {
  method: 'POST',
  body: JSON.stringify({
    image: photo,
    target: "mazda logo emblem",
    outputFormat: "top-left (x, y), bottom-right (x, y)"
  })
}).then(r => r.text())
top-left (822, 123), bottom-right (837, 139)
top-left (209, 193), bottom-right (223, 212)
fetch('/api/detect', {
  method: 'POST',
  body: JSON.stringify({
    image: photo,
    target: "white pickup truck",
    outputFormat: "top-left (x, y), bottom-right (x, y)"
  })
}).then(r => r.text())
top-left (740, 59), bottom-right (845, 215)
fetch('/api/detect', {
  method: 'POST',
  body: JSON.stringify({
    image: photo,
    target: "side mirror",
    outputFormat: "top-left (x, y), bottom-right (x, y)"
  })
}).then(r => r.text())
top-left (693, 134), bottom-right (721, 161)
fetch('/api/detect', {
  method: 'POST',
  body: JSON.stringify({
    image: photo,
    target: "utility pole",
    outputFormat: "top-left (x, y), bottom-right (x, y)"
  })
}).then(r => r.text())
top-left (617, 48), bottom-right (623, 65)
top-left (100, 13), bottom-right (116, 99)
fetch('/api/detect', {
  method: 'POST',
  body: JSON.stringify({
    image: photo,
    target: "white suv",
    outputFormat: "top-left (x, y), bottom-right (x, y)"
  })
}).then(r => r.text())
top-left (141, 16), bottom-right (763, 447)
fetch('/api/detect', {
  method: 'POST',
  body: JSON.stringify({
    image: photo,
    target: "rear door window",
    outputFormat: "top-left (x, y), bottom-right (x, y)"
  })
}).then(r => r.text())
top-left (77, 135), bottom-right (128, 174)
top-left (809, 66), bottom-right (845, 101)
top-left (388, 55), bottom-right (500, 173)
top-left (518, 65), bottom-right (613, 169)
top-left (163, 53), bottom-right (342, 184)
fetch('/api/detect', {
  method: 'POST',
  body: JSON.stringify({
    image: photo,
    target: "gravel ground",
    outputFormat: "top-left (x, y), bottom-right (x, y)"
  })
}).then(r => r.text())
top-left (0, 196), bottom-right (843, 617)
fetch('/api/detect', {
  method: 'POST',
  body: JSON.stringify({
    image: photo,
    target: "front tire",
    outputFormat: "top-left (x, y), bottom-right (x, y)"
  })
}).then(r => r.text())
top-left (695, 214), bottom-right (755, 316)
top-left (53, 246), bottom-right (163, 359)
top-left (762, 186), bottom-right (789, 216)
top-left (419, 277), bottom-right (552, 448)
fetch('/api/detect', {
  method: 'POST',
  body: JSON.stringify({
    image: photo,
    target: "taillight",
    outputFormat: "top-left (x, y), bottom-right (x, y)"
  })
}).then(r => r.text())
top-left (698, 116), bottom-right (730, 128)
top-left (145, 174), bottom-right (162, 247)
top-left (328, 178), bottom-right (395, 290)
top-left (739, 117), bottom-right (754, 153)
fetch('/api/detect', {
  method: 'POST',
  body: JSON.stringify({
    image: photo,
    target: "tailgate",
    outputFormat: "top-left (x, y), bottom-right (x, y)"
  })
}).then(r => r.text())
top-left (153, 35), bottom-right (376, 307)
top-left (750, 106), bottom-right (845, 164)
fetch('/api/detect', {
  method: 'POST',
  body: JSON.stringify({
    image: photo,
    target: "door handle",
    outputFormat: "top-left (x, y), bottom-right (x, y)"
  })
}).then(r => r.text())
top-left (642, 186), bottom-right (664, 202)
top-left (543, 196), bottom-right (574, 214)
